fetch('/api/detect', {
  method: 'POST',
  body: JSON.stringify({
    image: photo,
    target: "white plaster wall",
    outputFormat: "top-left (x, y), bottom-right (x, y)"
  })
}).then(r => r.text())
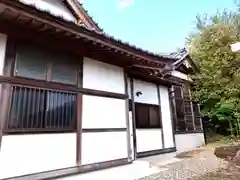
top-left (127, 78), bottom-right (131, 99)
top-left (19, 0), bottom-right (76, 22)
top-left (83, 58), bottom-right (125, 94)
top-left (81, 132), bottom-right (128, 165)
top-left (0, 33), bottom-right (7, 75)
top-left (82, 95), bottom-right (126, 129)
top-left (0, 133), bottom-right (76, 179)
top-left (136, 129), bottom-right (163, 152)
top-left (171, 70), bottom-right (192, 82)
top-left (133, 80), bottom-right (158, 105)
top-left (175, 133), bottom-right (205, 153)
top-left (159, 85), bottom-right (175, 148)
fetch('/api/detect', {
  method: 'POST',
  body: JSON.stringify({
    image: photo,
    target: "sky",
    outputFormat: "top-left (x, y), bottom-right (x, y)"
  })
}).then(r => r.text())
top-left (81, 0), bottom-right (237, 54)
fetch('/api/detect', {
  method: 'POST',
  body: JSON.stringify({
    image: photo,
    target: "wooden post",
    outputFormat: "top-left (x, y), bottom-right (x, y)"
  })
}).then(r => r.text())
top-left (157, 85), bottom-right (165, 149)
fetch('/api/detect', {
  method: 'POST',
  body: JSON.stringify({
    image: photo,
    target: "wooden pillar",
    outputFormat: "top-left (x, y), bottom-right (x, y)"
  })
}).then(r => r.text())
top-left (168, 86), bottom-right (176, 147)
top-left (188, 87), bottom-right (196, 130)
top-left (130, 78), bottom-right (137, 158)
top-left (0, 34), bottom-right (12, 150)
top-left (157, 85), bottom-right (165, 149)
top-left (124, 70), bottom-right (132, 161)
top-left (76, 57), bottom-right (83, 165)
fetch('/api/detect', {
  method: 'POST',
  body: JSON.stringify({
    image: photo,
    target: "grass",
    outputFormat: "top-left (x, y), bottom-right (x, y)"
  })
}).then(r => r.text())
top-left (206, 134), bottom-right (240, 146)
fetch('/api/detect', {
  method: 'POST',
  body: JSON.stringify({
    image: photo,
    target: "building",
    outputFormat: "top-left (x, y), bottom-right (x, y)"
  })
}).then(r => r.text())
top-left (0, 0), bottom-right (204, 179)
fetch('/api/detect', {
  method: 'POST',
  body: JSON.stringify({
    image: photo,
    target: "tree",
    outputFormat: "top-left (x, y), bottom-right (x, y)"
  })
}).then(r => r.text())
top-left (187, 5), bottom-right (240, 136)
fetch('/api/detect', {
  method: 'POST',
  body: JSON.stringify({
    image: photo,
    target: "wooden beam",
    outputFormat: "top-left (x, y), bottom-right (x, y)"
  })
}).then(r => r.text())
top-left (133, 64), bottom-right (163, 71)
top-left (0, 76), bottom-right (129, 100)
top-left (0, 1), bottom-right (173, 64)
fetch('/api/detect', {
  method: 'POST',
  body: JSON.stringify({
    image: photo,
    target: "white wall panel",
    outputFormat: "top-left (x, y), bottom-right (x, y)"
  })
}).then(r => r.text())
top-left (133, 80), bottom-right (158, 105)
top-left (0, 134), bottom-right (76, 179)
top-left (127, 78), bottom-right (131, 99)
top-left (136, 129), bottom-right (163, 152)
top-left (19, 0), bottom-right (76, 22)
top-left (159, 85), bottom-right (175, 148)
top-left (82, 95), bottom-right (126, 129)
top-left (171, 70), bottom-right (192, 82)
top-left (81, 132), bottom-right (128, 165)
top-left (175, 133), bottom-right (205, 153)
top-left (0, 33), bottom-right (7, 75)
top-left (83, 58), bottom-right (125, 94)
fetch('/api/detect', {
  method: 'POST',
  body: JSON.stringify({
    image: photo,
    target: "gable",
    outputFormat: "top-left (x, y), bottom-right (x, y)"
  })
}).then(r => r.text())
top-left (183, 58), bottom-right (191, 68)
top-left (19, 0), bottom-right (76, 22)
top-left (67, 0), bottom-right (102, 31)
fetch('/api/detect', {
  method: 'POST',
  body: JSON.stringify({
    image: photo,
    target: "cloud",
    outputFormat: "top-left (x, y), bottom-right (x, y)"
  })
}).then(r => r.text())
top-left (117, 0), bottom-right (135, 8)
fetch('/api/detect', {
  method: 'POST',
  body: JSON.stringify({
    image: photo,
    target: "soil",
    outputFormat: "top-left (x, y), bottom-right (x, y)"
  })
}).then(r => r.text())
top-left (189, 144), bottom-right (240, 180)
top-left (214, 144), bottom-right (240, 159)
top-left (189, 166), bottom-right (240, 180)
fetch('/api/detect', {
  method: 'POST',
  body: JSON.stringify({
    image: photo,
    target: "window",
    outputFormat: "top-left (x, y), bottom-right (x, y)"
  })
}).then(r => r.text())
top-left (135, 103), bottom-right (161, 128)
top-left (6, 85), bottom-right (77, 132)
top-left (16, 44), bottom-right (48, 80)
top-left (15, 43), bottom-right (79, 85)
top-left (172, 85), bottom-right (202, 132)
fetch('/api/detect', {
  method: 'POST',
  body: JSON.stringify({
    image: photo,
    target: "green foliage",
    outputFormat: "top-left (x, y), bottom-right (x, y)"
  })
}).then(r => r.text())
top-left (188, 4), bottom-right (240, 136)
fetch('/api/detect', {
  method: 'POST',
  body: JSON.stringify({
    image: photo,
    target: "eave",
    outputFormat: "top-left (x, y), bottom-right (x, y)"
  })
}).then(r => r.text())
top-left (0, 0), bottom-right (179, 86)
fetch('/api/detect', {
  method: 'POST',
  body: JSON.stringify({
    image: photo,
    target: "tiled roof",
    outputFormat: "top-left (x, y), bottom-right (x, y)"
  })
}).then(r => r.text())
top-left (17, 0), bottom-right (177, 62)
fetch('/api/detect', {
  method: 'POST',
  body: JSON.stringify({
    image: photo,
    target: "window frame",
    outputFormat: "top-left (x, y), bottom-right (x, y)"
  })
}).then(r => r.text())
top-left (171, 85), bottom-right (202, 133)
top-left (3, 42), bottom-right (81, 134)
top-left (135, 102), bottom-right (162, 129)
top-left (5, 85), bottom-right (78, 134)
top-left (14, 43), bottom-right (81, 86)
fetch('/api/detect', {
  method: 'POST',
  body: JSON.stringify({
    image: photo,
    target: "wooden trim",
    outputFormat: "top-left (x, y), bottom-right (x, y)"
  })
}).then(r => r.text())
top-left (76, 94), bottom-right (83, 165)
top-left (4, 130), bottom-right (76, 135)
top-left (188, 86), bottom-right (196, 130)
top-left (168, 87), bottom-right (176, 147)
top-left (179, 85), bottom-right (188, 131)
top-left (4, 38), bottom-right (16, 76)
top-left (171, 86), bottom-right (178, 132)
top-left (198, 104), bottom-right (203, 131)
top-left (136, 147), bottom-right (176, 158)
top-left (0, 85), bottom-right (11, 148)
top-left (175, 130), bottom-right (204, 134)
top-left (4, 158), bottom-right (131, 180)
top-left (130, 78), bottom-right (137, 159)
top-left (157, 85), bottom-right (164, 149)
top-left (0, 76), bottom-right (128, 99)
top-left (82, 128), bottom-right (127, 133)
top-left (0, 38), bottom-right (15, 148)
top-left (77, 57), bottom-right (83, 87)
top-left (76, 56), bottom-right (83, 165)
top-left (124, 70), bottom-right (132, 160)
top-left (132, 64), bottom-right (162, 71)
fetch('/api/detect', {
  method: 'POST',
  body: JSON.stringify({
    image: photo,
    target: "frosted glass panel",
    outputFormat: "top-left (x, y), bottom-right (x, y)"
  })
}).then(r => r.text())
top-left (16, 44), bottom-right (47, 80)
top-left (52, 59), bottom-right (77, 84)
top-left (16, 44), bottom-right (79, 84)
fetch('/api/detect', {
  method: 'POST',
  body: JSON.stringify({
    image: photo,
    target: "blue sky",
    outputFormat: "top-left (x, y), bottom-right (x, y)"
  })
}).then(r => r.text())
top-left (82, 0), bottom-right (237, 54)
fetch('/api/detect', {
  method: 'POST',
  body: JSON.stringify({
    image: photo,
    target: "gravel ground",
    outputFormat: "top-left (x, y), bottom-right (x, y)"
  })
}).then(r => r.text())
top-left (138, 148), bottom-right (228, 180)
